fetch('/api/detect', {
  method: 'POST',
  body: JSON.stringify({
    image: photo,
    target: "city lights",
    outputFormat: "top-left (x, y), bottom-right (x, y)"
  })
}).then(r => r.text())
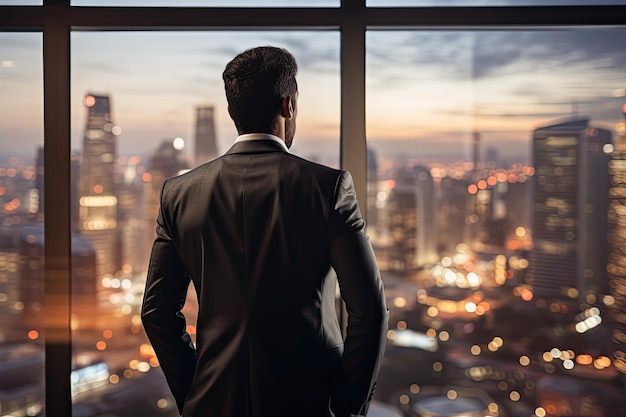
top-left (2, 25), bottom-right (625, 417)
top-left (173, 137), bottom-right (185, 150)
top-left (393, 296), bottom-right (407, 308)
top-left (84, 95), bottom-right (96, 107)
top-left (79, 195), bottom-right (118, 207)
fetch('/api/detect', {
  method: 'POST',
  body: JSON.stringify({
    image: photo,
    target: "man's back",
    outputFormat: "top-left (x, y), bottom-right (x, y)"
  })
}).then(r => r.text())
top-left (142, 46), bottom-right (387, 417)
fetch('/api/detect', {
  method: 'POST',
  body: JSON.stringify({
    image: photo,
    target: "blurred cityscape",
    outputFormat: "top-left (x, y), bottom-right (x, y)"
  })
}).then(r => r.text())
top-left (1, 92), bottom-right (626, 417)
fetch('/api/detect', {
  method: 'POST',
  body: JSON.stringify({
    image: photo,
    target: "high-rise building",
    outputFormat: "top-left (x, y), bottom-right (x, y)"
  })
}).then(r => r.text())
top-left (34, 147), bottom-right (44, 222)
top-left (472, 131), bottom-right (481, 171)
top-left (194, 105), bottom-right (218, 167)
top-left (145, 138), bottom-right (190, 256)
top-left (528, 118), bottom-right (612, 298)
top-left (78, 93), bottom-right (120, 281)
top-left (375, 165), bottom-right (437, 272)
top-left (117, 156), bottom-right (149, 275)
top-left (607, 133), bottom-right (626, 376)
top-left (366, 147), bottom-right (379, 233)
top-left (437, 177), bottom-right (471, 254)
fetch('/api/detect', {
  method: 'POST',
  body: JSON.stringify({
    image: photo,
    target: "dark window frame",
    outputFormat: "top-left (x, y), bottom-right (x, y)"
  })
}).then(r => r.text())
top-left (1, 0), bottom-right (625, 415)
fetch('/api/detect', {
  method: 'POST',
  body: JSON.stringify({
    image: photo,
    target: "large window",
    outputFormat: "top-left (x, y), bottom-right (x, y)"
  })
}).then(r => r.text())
top-left (367, 28), bottom-right (626, 417)
top-left (0, 32), bottom-right (44, 417)
top-left (2, 2), bottom-right (626, 417)
top-left (69, 31), bottom-right (339, 416)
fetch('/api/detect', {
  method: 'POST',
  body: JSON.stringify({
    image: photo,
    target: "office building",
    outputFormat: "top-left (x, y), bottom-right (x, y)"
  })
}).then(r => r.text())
top-left (194, 105), bottom-right (219, 167)
top-left (78, 93), bottom-right (120, 281)
top-left (367, 147), bottom-right (379, 233)
top-left (607, 134), bottom-right (626, 376)
top-left (375, 165), bottom-right (437, 272)
top-left (528, 118), bottom-right (612, 298)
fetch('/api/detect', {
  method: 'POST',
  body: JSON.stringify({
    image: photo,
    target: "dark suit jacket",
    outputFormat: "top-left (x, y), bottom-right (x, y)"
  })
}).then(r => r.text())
top-left (141, 139), bottom-right (388, 417)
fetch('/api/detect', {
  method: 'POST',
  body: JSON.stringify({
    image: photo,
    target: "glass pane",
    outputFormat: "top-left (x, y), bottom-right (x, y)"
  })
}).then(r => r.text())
top-left (70, 31), bottom-right (339, 416)
top-left (72, 0), bottom-right (337, 6)
top-left (0, 32), bottom-right (44, 416)
top-left (0, 0), bottom-right (42, 5)
top-left (367, 29), bottom-right (626, 417)
top-left (368, 0), bottom-right (626, 5)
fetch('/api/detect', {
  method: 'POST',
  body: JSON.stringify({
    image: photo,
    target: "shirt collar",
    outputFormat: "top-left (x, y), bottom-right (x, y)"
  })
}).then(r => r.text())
top-left (234, 133), bottom-right (289, 152)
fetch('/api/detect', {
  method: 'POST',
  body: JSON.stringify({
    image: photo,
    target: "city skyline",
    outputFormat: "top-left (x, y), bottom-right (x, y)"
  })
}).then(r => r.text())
top-left (0, 108), bottom-right (624, 417)
top-left (3, 4), bottom-right (626, 417)
top-left (1, 29), bottom-right (626, 161)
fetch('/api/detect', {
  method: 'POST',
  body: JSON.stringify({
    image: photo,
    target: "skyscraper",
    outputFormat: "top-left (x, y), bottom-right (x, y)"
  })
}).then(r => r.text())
top-left (528, 118), bottom-right (612, 298)
top-left (78, 93), bottom-right (120, 281)
top-left (366, 147), bottom-right (379, 233)
top-left (374, 165), bottom-right (437, 272)
top-left (144, 138), bottom-right (190, 260)
top-left (607, 132), bottom-right (626, 376)
top-left (194, 105), bottom-right (218, 167)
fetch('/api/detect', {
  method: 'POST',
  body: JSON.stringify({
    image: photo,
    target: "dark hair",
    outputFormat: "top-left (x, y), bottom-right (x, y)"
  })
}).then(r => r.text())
top-left (222, 46), bottom-right (298, 134)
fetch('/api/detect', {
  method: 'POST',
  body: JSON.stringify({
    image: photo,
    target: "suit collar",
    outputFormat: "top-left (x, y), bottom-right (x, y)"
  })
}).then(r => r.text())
top-left (226, 139), bottom-right (289, 155)
top-left (234, 133), bottom-right (288, 150)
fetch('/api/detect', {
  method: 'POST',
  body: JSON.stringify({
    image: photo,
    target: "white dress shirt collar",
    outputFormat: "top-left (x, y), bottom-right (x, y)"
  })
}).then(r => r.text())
top-left (234, 133), bottom-right (289, 152)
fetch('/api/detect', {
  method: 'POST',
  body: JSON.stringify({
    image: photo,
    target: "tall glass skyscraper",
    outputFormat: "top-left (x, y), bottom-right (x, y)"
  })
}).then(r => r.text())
top-left (78, 93), bottom-right (120, 282)
top-left (528, 118), bottom-right (612, 299)
top-left (608, 133), bottom-right (626, 376)
top-left (194, 105), bottom-right (218, 167)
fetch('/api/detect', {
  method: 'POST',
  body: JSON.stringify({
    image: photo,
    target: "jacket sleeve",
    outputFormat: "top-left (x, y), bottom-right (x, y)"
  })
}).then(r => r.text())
top-left (329, 171), bottom-right (388, 417)
top-left (141, 182), bottom-right (196, 414)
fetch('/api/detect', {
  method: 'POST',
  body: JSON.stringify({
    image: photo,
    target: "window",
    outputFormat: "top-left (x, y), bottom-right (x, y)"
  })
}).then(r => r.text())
top-left (2, 2), bottom-right (626, 417)
top-left (367, 28), bottom-right (626, 416)
top-left (0, 32), bottom-right (44, 417)
top-left (69, 30), bottom-right (339, 415)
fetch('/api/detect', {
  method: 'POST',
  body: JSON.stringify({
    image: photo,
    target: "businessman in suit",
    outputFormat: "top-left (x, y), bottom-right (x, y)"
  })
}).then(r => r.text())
top-left (141, 46), bottom-right (388, 417)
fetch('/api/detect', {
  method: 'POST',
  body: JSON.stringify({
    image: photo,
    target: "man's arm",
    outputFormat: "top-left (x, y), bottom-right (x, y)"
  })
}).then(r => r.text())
top-left (141, 184), bottom-right (196, 414)
top-left (329, 171), bottom-right (388, 417)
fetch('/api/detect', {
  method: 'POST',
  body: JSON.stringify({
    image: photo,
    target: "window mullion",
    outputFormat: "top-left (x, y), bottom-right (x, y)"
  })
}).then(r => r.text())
top-left (341, 0), bottom-right (367, 213)
top-left (43, 1), bottom-right (72, 416)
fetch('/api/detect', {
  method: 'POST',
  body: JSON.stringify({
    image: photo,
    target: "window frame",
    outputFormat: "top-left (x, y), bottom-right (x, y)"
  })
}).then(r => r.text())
top-left (1, 1), bottom-right (626, 415)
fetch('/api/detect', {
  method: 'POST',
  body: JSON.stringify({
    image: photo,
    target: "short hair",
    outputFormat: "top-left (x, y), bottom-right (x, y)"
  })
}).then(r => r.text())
top-left (222, 46), bottom-right (298, 134)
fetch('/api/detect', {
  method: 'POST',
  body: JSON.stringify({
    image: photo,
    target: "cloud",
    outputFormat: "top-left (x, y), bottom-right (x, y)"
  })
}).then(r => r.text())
top-left (367, 28), bottom-right (626, 84)
top-left (0, 34), bottom-right (41, 50)
top-left (472, 28), bottom-right (626, 79)
top-left (193, 32), bottom-right (339, 74)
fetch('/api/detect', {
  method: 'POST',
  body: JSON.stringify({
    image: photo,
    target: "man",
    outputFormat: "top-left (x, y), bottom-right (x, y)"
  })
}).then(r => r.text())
top-left (141, 46), bottom-right (387, 417)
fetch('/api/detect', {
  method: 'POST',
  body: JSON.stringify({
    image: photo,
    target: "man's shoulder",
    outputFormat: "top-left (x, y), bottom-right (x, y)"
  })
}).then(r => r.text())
top-left (161, 157), bottom-right (224, 191)
top-left (285, 152), bottom-right (343, 176)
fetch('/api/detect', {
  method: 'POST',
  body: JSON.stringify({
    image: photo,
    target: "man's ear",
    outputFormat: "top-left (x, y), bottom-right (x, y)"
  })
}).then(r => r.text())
top-left (280, 96), bottom-right (294, 119)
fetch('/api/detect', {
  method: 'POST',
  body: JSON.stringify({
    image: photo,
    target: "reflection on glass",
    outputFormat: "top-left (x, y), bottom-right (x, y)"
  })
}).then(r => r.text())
top-left (72, 0), bottom-right (338, 6)
top-left (0, 32), bottom-right (44, 417)
top-left (367, 29), bottom-right (626, 417)
top-left (70, 31), bottom-right (339, 416)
